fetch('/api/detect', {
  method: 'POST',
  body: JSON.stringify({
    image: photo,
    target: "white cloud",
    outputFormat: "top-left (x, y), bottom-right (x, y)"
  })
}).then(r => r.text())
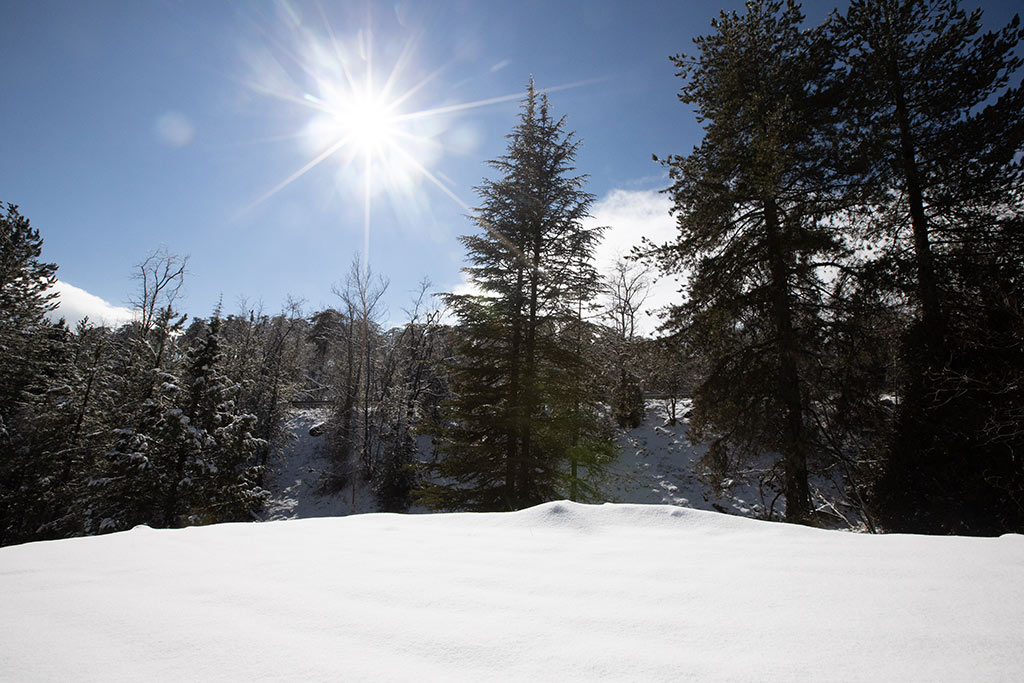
top-left (434, 270), bottom-right (483, 327)
top-left (48, 280), bottom-right (134, 329)
top-left (588, 188), bottom-right (683, 336)
top-left (449, 275), bottom-right (477, 298)
top-left (590, 188), bottom-right (675, 267)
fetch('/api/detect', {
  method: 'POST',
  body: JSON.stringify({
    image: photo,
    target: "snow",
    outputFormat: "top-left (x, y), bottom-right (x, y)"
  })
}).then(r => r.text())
top-left (609, 400), bottom-right (857, 524)
top-left (9, 402), bottom-right (1009, 678)
top-left (2, 502), bottom-right (1023, 681)
top-left (261, 408), bottom-right (380, 519)
top-left (264, 401), bottom-right (862, 528)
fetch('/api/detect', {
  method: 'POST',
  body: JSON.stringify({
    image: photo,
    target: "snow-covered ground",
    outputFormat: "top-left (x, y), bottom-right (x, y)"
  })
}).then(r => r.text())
top-left (606, 399), bottom-right (766, 514)
top-left (261, 409), bottom-right (378, 519)
top-left (261, 409), bottom-right (437, 519)
top-left (3, 501), bottom-right (1022, 681)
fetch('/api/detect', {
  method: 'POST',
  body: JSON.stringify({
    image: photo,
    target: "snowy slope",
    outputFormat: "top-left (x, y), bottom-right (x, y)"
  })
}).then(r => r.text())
top-left (606, 399), bottom-right (762, 513)
top-left (261, 408), bottom-right (435, 519)
top-left (3, 502), bottom-right (1022, 682)
top-left (261, 408), bottom-right (378, 519)
top-left (606, 400), bottom-right (859, 525)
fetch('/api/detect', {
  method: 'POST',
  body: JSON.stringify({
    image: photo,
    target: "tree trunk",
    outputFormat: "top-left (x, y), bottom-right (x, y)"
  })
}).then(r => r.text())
top-left (889, 65), bottom-right (943, 339)
top-left (764, 198), bottom-right (811, 523)
top-left (518, 227), bottom-right (544, 504)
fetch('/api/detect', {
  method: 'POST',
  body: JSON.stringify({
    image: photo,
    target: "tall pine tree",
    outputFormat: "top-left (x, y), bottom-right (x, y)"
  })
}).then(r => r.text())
top-left (648, 1), bottom-right (847, 523)
top-left (424, 79), bottom-right (609, 511)
top-left (834, 0), bottom-right (1024, 533)
top-left (0, 203), bottom-right (67, 544)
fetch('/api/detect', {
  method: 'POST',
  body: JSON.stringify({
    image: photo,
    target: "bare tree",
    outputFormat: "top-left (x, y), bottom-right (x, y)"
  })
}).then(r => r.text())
top-left (604, 257), bottom-right (651, 342)
top-left (371, 279), bottom-right (445, 510)
top-left (129, 247), bottom-right (188, 333)
top-left (603, 257), bottom-right (651, 428)
top-left (328, 256), bottom-right (388, 507)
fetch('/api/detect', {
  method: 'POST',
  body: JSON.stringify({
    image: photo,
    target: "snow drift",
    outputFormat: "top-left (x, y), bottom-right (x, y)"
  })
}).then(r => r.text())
top-left (2, 502), bottom-right (1022, 681)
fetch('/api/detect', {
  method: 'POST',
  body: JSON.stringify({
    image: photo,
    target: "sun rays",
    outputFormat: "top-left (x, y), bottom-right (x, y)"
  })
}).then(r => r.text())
top-left (239, 3), bottom-right (604, 269)
top-left (240, 9), bottom-right (471, 264)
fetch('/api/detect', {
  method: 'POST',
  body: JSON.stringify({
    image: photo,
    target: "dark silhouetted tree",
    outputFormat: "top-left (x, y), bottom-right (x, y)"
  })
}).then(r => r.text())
top-left (647, 1), bottom-right (846, 523)
top-left (835, 0), bottom-right (1024, 533)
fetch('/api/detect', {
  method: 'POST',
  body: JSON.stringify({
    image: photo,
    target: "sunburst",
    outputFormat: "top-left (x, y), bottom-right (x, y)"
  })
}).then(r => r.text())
top-left (241, 7), bottom-right (601, 268)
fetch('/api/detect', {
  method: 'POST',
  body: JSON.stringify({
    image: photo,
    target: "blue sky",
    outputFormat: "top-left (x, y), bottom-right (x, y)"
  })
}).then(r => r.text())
top-left (1, 0), bottom-right (1018, 329)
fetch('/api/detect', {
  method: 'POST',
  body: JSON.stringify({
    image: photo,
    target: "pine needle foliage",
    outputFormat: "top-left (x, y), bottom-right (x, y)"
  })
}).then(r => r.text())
top-left (648, 1), bottom-right (849, 523)
top-left (423, 80), bottom-right (611, 511)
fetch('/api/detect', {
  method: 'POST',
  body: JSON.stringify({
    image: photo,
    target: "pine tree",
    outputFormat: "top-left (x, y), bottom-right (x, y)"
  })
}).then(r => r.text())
top-left (95, 312), bottom-right (267, 531)
top-left (835, 0), bottom-right (1024, 342)
top-left (648, 1), bottom-right (847, 523)
top-left (178, 315), bottom-right (267, 524)
top-left (0, 203), bottom-right (59, 428)
top-left (557, 310), bottom-right (617, 503)
top-left (15, 320), bottom-right (126, 540)
top-left (424, 79), bottom-right (609, 510)
top-left (0, 203), bottom-right (66, 544)
top-left (834, 0), bottom-right (1024, 532)
top-left (95, 305), bottom-right (189, 531)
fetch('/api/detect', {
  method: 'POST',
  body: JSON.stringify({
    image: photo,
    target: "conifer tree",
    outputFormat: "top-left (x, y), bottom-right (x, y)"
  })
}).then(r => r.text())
top-left (0, 203), bottom-right (59, 429)
top-left (648, 1), bottom-right (845, 523)
top-left (835, 0), bottom-right (1023, 342)
top-left (834, 0), bottom-right (1024, 532)
top-left (95, 305), bottom-right (189, 531)
top-left (16, 320), bottom-right (124, 540)
top-left (424, 80), bottom-right (609, 510)
top-left (178, 315), bottom-right (267, 524)
top-left (0, 203), bottom-right (67, 544)
top-left (95, 312), bottom-right (267, 531)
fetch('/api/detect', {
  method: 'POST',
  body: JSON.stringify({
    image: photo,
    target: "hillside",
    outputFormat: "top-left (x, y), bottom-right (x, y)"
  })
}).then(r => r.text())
top-left (2, 502), bottom-right (1022, 681)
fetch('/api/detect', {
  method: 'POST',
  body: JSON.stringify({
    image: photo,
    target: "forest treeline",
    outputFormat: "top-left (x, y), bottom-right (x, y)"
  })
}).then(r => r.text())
top-left (0, 200), bottom-right (664, 545)
top-left (2, 0), bottom-right (1022, 545)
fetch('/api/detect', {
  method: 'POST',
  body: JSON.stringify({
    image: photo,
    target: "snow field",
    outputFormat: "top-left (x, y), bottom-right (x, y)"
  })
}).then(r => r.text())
top-left (3, 502), bottom-right (1022, 682)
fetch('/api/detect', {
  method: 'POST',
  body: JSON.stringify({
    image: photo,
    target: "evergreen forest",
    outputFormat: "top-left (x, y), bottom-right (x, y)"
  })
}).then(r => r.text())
top-left (2, 0), bottom-right (1022, 546)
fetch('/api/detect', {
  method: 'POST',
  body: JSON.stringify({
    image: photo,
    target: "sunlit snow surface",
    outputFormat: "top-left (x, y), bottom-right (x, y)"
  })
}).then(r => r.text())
top-left (3, 502), bottom-right (1023, 681)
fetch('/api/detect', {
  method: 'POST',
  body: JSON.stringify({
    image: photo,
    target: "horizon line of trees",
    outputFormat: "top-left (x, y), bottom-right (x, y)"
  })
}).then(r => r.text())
top-left (0, 192), bottom-right (662, 546)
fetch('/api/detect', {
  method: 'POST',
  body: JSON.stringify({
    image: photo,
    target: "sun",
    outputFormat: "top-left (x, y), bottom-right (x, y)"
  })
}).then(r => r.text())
top-left (241, 6), bottom-right (604, 221)
top-left (307, 75), bottom-right (404, 164)
top-left (242, 15), bottom-right (536, 211)
top-left (339, 89), bottom-right (399, 155)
